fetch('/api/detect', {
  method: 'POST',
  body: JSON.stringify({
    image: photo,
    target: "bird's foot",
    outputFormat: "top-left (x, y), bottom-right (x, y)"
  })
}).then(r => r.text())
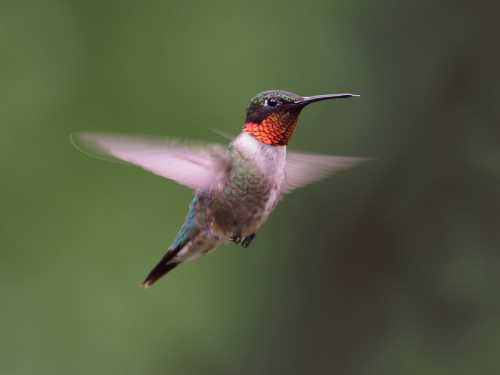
top-left (241, 234), bottom-right (256, 248)
top-left (230, 234), bottom-right (242, 244)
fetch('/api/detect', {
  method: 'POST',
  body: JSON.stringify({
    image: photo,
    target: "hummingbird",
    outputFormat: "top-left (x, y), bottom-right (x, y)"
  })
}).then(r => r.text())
top-left (72, 90), bottom-right (366, 287)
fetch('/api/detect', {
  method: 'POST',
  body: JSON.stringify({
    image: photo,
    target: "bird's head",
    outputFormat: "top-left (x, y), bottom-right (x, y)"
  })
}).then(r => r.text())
top-left (244, 90), bottom-right (358, 146)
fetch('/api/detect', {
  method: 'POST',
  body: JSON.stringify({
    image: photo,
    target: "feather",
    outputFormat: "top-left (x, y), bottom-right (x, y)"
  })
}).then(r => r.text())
top-left (141, 248), bottom-right (181, 288)
top-left (283, 151), bottom-right (369, 193)
top-left (70, 133), bottom-right (229, 190)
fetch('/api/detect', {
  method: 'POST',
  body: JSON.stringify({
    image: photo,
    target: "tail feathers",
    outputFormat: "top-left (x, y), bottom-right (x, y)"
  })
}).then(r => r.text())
top-left (141, 245), bottom-right (183, 288)
top-left (142, 197), bottom-right (200, 288)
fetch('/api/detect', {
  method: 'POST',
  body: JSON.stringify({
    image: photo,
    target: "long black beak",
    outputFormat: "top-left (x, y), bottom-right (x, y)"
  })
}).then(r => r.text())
top-left (296, 93), bottom-right (359, 106)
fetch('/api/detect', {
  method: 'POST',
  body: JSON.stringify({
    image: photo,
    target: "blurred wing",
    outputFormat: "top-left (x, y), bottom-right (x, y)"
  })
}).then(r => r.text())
top-left (71, 132), bottom-right (229, 190)
top-left (284, 151), bottom-right (368, 193)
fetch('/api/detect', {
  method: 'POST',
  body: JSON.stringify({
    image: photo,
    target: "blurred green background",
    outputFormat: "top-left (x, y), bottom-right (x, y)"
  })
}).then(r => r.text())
top-left (1, 0), bottom-right (500, 374)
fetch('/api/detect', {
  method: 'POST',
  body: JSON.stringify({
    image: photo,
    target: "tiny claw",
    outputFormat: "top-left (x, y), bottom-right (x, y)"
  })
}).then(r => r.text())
top-left (231, 235), bottom-right (242, 244)
top-left (241, 234), bottom-right (256, 248)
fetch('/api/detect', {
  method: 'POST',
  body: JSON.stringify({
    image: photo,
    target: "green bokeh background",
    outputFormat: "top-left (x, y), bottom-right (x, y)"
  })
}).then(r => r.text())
top-left (2, 1), bottom-right (500, 374)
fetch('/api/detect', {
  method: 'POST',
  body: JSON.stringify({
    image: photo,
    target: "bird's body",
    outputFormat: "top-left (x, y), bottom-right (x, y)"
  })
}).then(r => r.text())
top-left (155, 133), bottom-right (286, 278)
top-left (72, 90), bottom-right (366, 287)
top-left (215, 132), bottom-right (286, 239)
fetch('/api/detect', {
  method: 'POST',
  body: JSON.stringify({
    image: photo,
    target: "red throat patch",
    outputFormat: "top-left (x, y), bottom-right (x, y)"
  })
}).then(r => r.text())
top-left (243, 113), bottom-right (298, 146)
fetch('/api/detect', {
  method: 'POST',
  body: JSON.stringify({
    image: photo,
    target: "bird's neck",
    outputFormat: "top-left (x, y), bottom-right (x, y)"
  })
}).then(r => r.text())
top-left (231, 133), bottom-right (287, 177)
top-left (243, 112), bottom-right (298, 146)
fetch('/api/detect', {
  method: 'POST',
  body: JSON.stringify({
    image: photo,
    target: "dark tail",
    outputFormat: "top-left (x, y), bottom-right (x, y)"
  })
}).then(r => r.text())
top-left (141, 245), bottom-right (183, 288)
top-left (142, 197), bottom-right (199, 288)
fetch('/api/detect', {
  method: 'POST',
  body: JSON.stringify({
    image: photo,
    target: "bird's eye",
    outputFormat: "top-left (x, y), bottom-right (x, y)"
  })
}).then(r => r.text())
top-left (265, 98), bottom-right (279, 107)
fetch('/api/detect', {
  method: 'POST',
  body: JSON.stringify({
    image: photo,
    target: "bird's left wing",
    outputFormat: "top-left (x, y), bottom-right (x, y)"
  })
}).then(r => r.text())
top-left (71, 132), bottom-right (230, 191)
top-left (283, 151), bottom-right (369, 193)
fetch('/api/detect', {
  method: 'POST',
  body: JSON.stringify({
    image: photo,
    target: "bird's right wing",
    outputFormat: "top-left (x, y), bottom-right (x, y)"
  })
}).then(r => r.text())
top-left (283, 151), bottom-right (369, 193)
top-left (71, 132), bottom-right (230, 191)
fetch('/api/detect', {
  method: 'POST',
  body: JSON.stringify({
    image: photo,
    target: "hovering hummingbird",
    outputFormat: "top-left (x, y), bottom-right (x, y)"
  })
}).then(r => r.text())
top-left (72, 90), bottom-right (366, 287)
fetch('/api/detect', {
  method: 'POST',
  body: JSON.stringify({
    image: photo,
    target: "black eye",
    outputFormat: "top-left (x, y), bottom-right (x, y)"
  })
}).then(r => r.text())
top-left (265, 98), bottom-right (279, 107)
